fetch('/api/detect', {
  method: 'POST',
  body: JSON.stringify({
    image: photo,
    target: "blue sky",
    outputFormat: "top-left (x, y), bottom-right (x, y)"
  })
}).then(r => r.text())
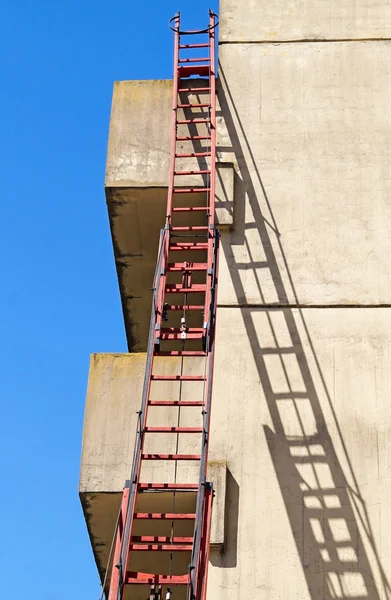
top-left (0, 1), bottom-right (218, 597)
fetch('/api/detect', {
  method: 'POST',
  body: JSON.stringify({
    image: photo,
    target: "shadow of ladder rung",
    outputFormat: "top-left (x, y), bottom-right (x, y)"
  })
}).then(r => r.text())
top-left (271, 384), bottom-right (374, 599)
top-left (298, 465), bottom-right (372, 598)
top-left (222, 258), bottom-right (382, 598)
top-left (214, 60), bottom-right (389, 597)
top-left (259, 328), bottom-right (377, 598)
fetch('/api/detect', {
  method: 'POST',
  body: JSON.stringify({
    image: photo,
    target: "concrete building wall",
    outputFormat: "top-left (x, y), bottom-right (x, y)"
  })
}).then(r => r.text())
top-left (219, 0), bottom-right (391, 42)
top-left (80, 0), bottom-right (391, 598)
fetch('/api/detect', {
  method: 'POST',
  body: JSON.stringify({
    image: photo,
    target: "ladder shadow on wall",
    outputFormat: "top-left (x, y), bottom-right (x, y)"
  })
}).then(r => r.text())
top-left (215, 62), bottom-right (391, 600)
top-left (177, 87), bottom-right (240, 572)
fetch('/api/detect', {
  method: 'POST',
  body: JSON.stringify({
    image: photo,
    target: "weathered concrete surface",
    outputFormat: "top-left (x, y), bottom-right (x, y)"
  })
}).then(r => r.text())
top-left (106, 79), bottom-right (223, 189)
top-left (217, 41), bottom-right (391, 307)
top-left (220, 0), bottom-right (391, 42)
top-left (208, 306), bottom-right (391, 600)
top-left (106, 80), bottom-right (171, 188)
top-left (81, 309), bottom-right (391, 598)
top-left (106, 80), bottom-right (235, 350)
top-left (107, 43), bottom-right (391, 354)
top-left (80, 353), bottom-right (227, 580)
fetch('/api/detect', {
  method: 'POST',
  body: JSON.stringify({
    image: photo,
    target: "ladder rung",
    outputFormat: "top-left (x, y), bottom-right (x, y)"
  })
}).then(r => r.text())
top-left (165, 284), bottom-right (206, 293)
top-left (178, 87), bottom-right (211, 93)
top-left (169, 243), bottom-right (208, 250)
top-left (176, 136), bottom-right (211, 141)
top-left (134, 512), bottom-right (196, 520)
top-left (151, 375), bottom-right (205, 381)
top-left (130, 543), bottom-right (193, 552)
top-left (170, 226), bottom-right (208, 233)
top-left (161, 326), bottom-right (204, 333)
top-left (144, 426), bottom-right (203, 433)
top-left (132, 536), bottom-right (193, 543)
top-left (177, 119), bottom-right (210, 125)
top-left (138, 483), bottom-right (198, 491)
top-left (161, 333), bottom-right (202, 340)
top-left (126, 572), bottom-right (189, 585)
top-left (173, 187), bottom-right (210, 193)
top-left (164, 305), bottom-right (204, 311)
top-left (174, 170), bottom-right (210, 176)
top-left (172, 208), bottom-right (208, 215)
top-left (148, 400), bottom-right (204, 406)
top-left (175, 151), bottom-right (211, 157)
top-left (176, 104), bottom-right (210, 110)
top-left (178, 57), bottom-right (210, 63)
top-left (161, 334), bottom-right (202, 342)
top-left (182, 29), bottom-right (210, 34)
top-left (167, 263), bottom-right (207, 272)
top-left (179, 65), bottom-right (210, 76)
top-left (142, 454), bottom-right (201, 461)
top-left (155, 351), bottom-right (205, 358)
top-left (179, 43), bottom-right (209, 49)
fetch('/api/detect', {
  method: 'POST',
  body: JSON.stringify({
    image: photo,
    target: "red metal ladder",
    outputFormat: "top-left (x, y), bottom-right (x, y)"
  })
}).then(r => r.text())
top-left (106, 11), bottom-right (219, 600)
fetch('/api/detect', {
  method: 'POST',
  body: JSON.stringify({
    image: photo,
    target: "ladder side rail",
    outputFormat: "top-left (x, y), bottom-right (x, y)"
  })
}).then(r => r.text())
top-left (112, 228), bottom-right (168, 600)
top-left (166, 12), bottom-right (180, 220)
top-left (189, 229), bottom-right (220, 599)
top-left (155, 13), bottom-right (180, 349)
top-left (199, 484), bottom-right (214, 600)
top-left (209, 229), bottom-right (220, 354)
top-left (192, 484), bottom-right (212, 600)
top-left (108, 487), bottom-right (128, 600)
top-left (203, 11), bottom-right (217, 342)
top-left (208, 10), bottom-right (217, 223)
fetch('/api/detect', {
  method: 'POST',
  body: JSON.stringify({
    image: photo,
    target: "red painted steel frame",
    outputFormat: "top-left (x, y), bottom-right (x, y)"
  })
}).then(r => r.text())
top-left (202, 11), bottom-right (217, 343)
top-left (154, 14), bottom-right (180, 349)
top-left (200, 487), bottom-right (214, 600)
top-left (105, 11), bottom-right (219, 600)
top-left (108, 487), bottom-right (128, 600)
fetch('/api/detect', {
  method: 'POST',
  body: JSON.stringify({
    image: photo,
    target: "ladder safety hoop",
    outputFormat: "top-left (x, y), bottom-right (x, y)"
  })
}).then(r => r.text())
top-left (169, 12), bottom-right (219, 35)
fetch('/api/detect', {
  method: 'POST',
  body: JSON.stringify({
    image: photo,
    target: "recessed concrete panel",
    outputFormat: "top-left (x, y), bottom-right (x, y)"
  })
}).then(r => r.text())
top-left (219, 0), bottom-right (391, 42)
top-left (218, 41), bottom-right (391, 306)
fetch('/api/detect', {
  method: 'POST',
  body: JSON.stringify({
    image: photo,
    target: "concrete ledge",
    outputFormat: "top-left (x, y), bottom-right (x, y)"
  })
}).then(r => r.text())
top-left (80, 353), bottom-right (227, 579)
top-left (105, 79), bottom-right (237, 351)
top-left (106, 79), bottom-right (223, 189)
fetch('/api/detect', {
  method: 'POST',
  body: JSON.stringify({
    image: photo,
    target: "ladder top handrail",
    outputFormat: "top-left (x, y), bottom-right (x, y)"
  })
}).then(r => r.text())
top-left (169, 11), bottom-right (219, 35)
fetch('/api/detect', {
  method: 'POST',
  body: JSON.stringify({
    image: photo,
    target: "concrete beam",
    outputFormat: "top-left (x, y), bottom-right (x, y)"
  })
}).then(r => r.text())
top-left (219, 0), bottom-right (391, 42)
